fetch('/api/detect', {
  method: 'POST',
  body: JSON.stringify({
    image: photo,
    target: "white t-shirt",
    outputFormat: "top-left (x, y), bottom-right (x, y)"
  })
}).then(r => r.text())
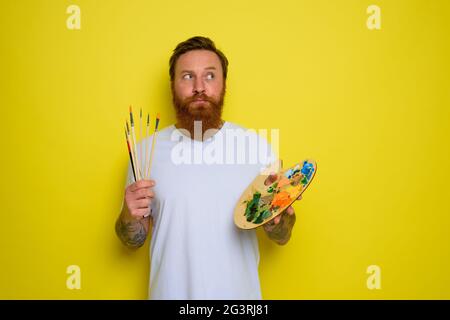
top-left (124, 121), bottom-right (276, 299)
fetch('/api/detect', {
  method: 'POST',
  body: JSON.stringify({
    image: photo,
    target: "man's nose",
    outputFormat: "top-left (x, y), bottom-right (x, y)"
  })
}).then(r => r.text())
top-left (193, 77), bottom-right (205, 94)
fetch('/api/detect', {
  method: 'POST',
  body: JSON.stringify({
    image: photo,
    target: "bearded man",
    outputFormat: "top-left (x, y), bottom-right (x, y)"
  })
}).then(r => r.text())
top-left (115, 36), bottom-right (300, 299)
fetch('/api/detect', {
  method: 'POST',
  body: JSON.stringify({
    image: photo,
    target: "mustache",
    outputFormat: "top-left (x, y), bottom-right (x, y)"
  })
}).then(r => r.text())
top-left (184, 93), bottom-right (216, 105)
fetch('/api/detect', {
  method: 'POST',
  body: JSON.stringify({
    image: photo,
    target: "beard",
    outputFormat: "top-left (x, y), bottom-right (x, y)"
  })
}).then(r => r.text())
top-left (172, 85), bottom-right (225, 140)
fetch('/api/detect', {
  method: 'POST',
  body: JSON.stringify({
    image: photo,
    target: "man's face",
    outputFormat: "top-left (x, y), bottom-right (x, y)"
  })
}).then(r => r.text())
top-left (171, 50), bottom-right (225, 122)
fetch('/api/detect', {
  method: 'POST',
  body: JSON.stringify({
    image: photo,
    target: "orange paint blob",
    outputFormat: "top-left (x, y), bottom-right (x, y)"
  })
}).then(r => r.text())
top-left (271, 191), bottom-right (292, 208)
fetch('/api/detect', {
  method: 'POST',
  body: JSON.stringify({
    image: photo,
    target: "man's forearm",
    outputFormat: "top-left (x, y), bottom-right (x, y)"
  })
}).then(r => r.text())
top-left (115, 209), bottom-right (149, 249)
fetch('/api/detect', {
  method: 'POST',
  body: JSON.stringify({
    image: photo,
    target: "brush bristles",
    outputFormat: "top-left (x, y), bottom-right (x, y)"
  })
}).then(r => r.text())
top-left (129, 105), bottom-right (134, 126)
top-left (155, 113), bottom-right (160, 130)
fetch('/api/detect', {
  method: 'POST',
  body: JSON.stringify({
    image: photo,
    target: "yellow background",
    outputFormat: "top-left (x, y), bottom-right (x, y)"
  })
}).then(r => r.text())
top-left (1, 0), bottom-right (449, 299)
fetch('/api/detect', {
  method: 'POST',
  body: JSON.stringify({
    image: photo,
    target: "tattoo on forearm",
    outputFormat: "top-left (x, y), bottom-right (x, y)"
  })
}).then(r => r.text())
top-left (115, 218), bottom-right (147, 248)
top-left (264, 214), bottom-right (295, 245)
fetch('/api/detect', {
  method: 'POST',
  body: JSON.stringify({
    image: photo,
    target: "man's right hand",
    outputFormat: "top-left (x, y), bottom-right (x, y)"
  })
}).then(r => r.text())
top-left (124, 179), bottom-right (156, 220)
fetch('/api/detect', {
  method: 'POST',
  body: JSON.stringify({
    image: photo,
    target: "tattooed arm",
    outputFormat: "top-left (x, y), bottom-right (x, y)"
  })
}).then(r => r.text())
top-left (263, 206), bottom-right (296, 245)
top-left (115, 179), bottom-right (155, 249)
top-left (115, 208), bottom-right (151, 249)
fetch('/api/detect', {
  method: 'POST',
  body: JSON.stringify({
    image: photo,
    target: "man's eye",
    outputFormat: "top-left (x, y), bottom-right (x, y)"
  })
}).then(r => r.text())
top-left (206, 73), bottom-right (215, 80)
top-left (183, 74), bottom-right (192, 79)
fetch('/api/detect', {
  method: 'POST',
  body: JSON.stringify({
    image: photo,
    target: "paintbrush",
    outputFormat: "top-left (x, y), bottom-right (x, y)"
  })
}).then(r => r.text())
top-left (147, 113), bottom-right (160, 179)
top-left (143, 113), bottom-right (159, 218)
top-left (129, 105), bottom-right (142, 180)
top-left (143, 113), bottom-right (150, 179)
top-left (125, 122), bottom-right (137, 182)
top-left (139, 108), bottom-right (143, 179)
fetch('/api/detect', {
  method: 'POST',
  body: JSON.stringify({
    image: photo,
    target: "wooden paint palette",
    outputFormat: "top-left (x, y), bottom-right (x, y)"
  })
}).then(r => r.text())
top-left (234, 159), bottom-right (317, 230)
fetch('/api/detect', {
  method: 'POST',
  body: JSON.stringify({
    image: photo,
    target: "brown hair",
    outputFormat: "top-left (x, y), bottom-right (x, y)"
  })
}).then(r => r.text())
top-left (169, 36), bottom-right (229, 82)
